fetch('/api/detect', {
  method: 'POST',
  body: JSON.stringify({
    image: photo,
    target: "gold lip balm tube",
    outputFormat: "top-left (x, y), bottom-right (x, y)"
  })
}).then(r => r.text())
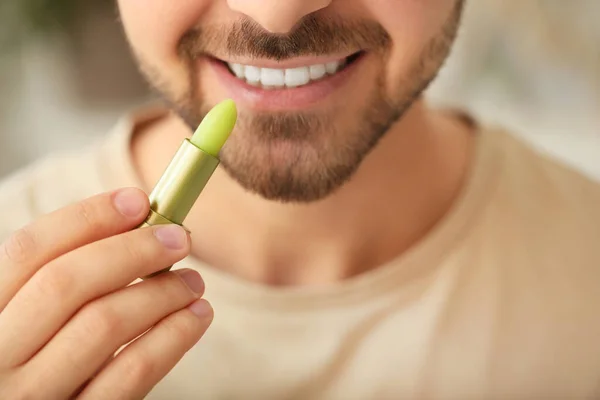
top-left (140, 99), bottom-right (237, 279)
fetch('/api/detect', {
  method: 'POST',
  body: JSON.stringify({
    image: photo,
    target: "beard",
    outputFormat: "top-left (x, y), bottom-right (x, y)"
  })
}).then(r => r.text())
top-left (134, 2), bottom-right (464, 203)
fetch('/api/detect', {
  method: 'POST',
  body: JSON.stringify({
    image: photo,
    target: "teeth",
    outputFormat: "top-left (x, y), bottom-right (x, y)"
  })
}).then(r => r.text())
top-left (244, 65), bottom-right (261, 85)
top-left (309, 65), bottom-right (327, 80)
top-left (285, 67), bottom-right (310, 88)
top-left (325, 62), bottom-right (339, 74)
top-left (230, 63), bottom-right (245, 78)
top-left (226, 59), bottom-right (346, 89)
top-left (261, 68), bottom-right (285, 87)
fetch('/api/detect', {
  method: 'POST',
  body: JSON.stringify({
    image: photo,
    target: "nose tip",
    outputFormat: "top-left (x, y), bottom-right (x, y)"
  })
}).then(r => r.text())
top-left (227, 0), bottom-right (332, 33)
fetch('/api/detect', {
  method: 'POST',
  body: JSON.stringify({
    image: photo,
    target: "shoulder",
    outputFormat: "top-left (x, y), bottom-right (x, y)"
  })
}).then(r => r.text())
top-left (463, 124), bottom-right (600, 313)
top-left (456, 124), bottom-right (600, 254)
top-left (473, 126), bottom-right (600, 273)
top-left (472, 126), bottom-right (600, 333)
top-left (444, 128), bottom-right (600, 387)
top-left (486, 127), bottom-right (600, 235)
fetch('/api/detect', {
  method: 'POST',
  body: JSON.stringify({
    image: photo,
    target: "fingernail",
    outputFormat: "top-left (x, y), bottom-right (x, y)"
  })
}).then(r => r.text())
top-left (113, 188), bottom-right (145, 217)
top-left (176, 269), bottom-right (205, 295)
top-left (154, 225), bottom-right (187, 250)
top-left (189, 299), bottom-right (213, 319)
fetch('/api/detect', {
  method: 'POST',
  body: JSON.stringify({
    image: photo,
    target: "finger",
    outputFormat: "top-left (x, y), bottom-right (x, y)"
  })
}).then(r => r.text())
top-left (77, 300), bottom-right (214, 400)
top-left (73, 355), bottom-right (116, 398)
top-left (0, 188), bottom-right (149, 310)
top-left (0, 224), bottom-right (190, 368)
top-left (20, 269), bottom-right (205, 400)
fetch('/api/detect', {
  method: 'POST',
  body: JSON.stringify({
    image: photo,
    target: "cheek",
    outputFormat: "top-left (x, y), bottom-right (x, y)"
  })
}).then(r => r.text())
top-left (370, 0), bottom-right (456, 42)
top-left (118, 0), bottom-right (211, 66)
top-left (363, 0), bottom-right (457, 80)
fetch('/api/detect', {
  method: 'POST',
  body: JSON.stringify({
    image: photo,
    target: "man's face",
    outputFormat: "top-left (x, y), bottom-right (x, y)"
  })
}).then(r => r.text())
top-left (118, 0), bottom-right (464, 202)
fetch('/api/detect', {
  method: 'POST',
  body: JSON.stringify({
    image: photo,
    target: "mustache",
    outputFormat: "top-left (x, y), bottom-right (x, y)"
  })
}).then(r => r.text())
top-left (179, 15), bottom-right (391, 60)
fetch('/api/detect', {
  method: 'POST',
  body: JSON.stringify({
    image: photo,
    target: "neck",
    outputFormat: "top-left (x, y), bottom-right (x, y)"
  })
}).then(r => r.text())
top-left (132, 99), bottom-right (474, 286)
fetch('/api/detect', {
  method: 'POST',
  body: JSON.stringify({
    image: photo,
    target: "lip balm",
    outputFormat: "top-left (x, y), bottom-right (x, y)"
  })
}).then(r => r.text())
top-left (140, 99), bottom-right (237, 278)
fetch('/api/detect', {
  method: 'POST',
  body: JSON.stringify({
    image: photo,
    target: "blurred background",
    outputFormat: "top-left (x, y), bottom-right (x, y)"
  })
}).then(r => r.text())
top-left (0, 0), bottom-right (598, 180)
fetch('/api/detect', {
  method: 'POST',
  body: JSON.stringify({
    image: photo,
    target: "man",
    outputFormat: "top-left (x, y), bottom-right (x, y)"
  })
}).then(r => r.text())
top-left (0, 0), bottom-right (599, 398)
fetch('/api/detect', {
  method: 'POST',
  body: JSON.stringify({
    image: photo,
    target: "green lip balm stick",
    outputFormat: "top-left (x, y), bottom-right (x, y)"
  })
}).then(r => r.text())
top-left (141, 99), bottom-right (237, 278)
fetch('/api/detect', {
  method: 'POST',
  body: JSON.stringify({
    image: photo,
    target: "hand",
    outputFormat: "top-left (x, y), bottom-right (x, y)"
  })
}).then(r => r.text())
top-left (0, 188), bottom-right (213, 399)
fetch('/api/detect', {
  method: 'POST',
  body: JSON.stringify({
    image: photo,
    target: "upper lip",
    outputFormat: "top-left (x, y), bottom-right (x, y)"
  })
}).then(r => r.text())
top-left (210, 51), bottom-right (360, 69)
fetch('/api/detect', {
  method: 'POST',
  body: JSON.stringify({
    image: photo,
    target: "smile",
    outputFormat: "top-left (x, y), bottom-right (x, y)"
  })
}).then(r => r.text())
top-left (223, 52), bottom-right (363, 90)
top-left (204, 51), bottom-right (367, 111)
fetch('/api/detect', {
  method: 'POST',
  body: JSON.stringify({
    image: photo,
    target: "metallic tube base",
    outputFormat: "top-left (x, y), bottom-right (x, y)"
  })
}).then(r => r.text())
top-left (139, 209), bottom-right (188, 280)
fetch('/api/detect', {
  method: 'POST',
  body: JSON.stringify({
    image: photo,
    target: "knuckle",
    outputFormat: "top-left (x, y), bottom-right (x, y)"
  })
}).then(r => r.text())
top-left (31, 267), bottom-right (74, 300)
top-left (163, 313), bottom-right (200, 342)
top-left (119, 234), bottom-right (151, 264)
top-left (120, 353), bottom-right (156, 387)
top-left (78, 302), bottom-right (123, 338)
top-left (117, 231), bottom-right (162, 267)
top-left (1, 226), bottom-right (37, 264)
top-left (161, 273), bottom-right (197, 301)
top-left (73, 200), bottom-right (102, 231)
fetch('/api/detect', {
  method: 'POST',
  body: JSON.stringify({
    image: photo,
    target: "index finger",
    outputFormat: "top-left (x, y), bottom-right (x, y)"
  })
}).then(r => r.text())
top-left (0, 188), bottom-right (149, 309)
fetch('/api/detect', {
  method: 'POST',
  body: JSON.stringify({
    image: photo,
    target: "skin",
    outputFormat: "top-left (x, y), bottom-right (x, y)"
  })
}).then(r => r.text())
top-left (128, 0), bottom-right (473, 284)
top-left (125, 0), bottom-right (465, 203)
top-left (0, 0), bottom-right (473, 397)
top-left (0, 189), bottom-right (211, 398)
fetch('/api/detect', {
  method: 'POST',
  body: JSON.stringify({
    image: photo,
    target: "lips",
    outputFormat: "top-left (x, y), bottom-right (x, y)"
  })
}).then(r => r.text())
top-left (204, 51), bottom-right (366, 110)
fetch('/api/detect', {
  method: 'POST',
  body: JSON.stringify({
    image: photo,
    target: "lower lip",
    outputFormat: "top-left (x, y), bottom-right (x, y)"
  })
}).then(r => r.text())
top-left (205, 55), bottom-right (365, 111)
